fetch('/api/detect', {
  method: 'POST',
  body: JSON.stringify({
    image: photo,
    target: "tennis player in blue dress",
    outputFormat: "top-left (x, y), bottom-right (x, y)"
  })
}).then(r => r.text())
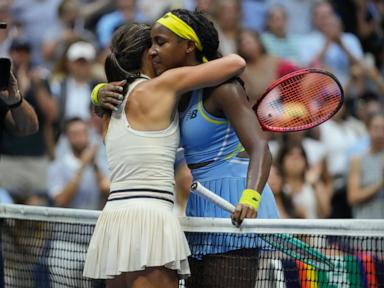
top-left (180, 88), bottom-right (279, 222)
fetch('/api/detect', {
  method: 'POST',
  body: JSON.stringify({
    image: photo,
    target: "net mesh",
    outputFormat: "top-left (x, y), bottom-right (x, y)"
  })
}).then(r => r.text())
top-left (0, 204), bottom-right (383, 288)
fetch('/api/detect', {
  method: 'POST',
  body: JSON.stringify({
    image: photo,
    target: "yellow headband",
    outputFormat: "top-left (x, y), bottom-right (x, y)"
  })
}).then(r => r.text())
top-left (156, 12), bottom-right (208, 63)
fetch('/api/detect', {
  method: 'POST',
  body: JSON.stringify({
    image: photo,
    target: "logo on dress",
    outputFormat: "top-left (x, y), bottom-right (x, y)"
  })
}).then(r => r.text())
top-left (189, 109), bottom-right (198, 119)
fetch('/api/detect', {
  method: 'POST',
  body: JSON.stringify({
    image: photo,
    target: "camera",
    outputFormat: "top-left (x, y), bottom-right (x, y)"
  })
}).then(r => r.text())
top-left (0, 58), bottom-right (11, 90)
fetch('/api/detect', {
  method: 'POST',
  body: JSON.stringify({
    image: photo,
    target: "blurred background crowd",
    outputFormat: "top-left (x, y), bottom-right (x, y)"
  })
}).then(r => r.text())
top-left (0, 0), bottom-right (383, 220)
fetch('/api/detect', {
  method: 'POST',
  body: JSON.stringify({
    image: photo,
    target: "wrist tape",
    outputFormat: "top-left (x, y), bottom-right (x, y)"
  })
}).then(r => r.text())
top-left (91, 83), bottom-right (107, 106)
top-left (239, 189), bottom-right (261, 211)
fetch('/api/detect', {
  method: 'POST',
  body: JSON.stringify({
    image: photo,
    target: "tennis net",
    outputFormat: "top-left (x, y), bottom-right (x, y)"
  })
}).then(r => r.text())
top-left (0, 204), bottom-right (383, 288)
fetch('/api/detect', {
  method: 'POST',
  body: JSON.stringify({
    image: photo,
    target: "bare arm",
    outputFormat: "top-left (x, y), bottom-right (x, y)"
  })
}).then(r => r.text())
top-left (4, 102), bottom-right (39, 136)
top-left (313, 39), bottom-right (332, 65)
top-left (347, 156), bottom-right (383, 205)
top-left (149, 54), bottom-right (246, 96)
top-left (313, 181), bottom-right (331, 218)
top-left (93, 54), bottom-right (245, 117)
top-left (54, 166), bottom-right (85, 207)
top-left (212, 83), bottom-right (271, 191)
top-left (307, 161), bottom-right (333, 218)
top-left (128, 54), bottom-right (246, 130)
top-left (337, 39), bottom-right (360, 66)
top-left (1, 72), bottom-right (39, 136)
top-left (210, 82), bottom-right (272, 224)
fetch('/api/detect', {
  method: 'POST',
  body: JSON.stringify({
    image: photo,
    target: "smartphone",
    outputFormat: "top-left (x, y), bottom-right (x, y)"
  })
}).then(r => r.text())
top-left (0, 58), bottom-right (11, 90)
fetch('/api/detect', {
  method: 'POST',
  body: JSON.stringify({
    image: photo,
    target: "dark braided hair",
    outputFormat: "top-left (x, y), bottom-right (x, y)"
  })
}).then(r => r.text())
top-left (171, 9), bottom-right (221, 62)
top-left (105, 23), bottom-right (151, 84)
top-left (170, 9), bottom-right (245, 88)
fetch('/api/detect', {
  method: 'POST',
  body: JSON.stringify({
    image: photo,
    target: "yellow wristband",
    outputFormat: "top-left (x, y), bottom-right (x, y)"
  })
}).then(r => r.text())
top-left (91, 83), bottom-right (107, 106)
top-left (239, 189), bottom-right (261, 211)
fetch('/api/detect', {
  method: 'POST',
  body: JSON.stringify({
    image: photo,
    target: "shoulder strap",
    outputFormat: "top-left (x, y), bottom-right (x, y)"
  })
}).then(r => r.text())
top-left (113, 77), bottom-right (149, 120)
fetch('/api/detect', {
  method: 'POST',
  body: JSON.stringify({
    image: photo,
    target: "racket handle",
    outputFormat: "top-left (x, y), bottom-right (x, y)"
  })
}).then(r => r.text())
top-left (191, 182), bottom-right (236, 213)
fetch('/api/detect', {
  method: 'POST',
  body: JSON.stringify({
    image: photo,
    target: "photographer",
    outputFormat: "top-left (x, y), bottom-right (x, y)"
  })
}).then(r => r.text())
top-left (0, 37), bottom-right (58, 204)
top-left (0, 65), bottom-right (39, 204)
top-left (0, 69), bottom-right (38, 147)
top-left (0, 21), bottom-right (39, 147)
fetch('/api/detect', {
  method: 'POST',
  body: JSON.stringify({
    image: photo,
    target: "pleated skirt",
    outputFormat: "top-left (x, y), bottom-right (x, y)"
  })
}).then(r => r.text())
top-left (186, 157), bottom-right (280, 255)
top-left (83, 198), bottom-right (191, 279)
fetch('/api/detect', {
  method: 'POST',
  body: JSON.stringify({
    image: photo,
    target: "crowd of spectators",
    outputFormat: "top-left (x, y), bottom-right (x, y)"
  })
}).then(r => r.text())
top-left (0, 0), bottom-right (383, 220)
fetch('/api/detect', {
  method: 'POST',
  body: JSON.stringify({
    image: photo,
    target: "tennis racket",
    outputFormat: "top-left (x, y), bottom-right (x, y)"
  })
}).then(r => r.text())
top-left (254, 68), bottom-right (343, 132)
top-left (190, 181), bottom-right (335, 271)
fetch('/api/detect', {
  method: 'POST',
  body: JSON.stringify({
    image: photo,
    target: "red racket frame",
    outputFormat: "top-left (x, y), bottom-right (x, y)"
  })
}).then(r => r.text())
top-left (253, 68), bottom-right (344, 132)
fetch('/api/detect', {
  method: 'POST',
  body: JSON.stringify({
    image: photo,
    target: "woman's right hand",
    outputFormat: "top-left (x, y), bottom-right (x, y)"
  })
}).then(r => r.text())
top-left (80, 145), bottom-right (98, 167)
top-left (231, 203), bottom-right (257, 227)
top-left (0, 72), bottom-right (22, 105)
top-left (96, 80), bottom-right (126, 111)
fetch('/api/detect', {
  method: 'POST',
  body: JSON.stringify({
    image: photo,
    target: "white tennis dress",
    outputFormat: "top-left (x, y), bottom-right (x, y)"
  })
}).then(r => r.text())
top-left (83, 77), bottom-right (191, 279)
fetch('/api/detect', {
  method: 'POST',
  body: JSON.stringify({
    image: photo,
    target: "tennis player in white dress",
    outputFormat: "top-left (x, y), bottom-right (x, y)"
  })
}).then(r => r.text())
top-left (83, 22), bottom-right (246, 288)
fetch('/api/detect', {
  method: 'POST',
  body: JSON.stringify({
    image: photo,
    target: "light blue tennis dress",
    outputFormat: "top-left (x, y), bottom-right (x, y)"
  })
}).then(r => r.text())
top-left (180, 89), bottom-right (280, 255)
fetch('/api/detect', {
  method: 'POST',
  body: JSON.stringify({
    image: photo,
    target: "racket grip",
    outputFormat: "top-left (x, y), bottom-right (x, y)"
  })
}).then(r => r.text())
top-left (190, 182), bottom-right (236, 213)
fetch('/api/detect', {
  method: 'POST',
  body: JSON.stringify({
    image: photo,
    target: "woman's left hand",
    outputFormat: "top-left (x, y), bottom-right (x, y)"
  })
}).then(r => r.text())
top-left (231, 204), bottom-right (257, 227)
top-left (98, 80), bottom-right (126, 111)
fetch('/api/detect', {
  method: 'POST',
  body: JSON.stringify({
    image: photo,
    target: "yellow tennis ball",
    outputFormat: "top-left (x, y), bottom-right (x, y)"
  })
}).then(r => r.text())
top-left (282, 102), bottom-right (308, 119)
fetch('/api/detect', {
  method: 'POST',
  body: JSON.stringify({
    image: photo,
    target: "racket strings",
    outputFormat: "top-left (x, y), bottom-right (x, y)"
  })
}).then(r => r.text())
top-left (281, 75), bottom-right (339, 121)
top-left (277, 75), bottom-right (339, 122)
top-left (256, 72), bottom-right (343, 132)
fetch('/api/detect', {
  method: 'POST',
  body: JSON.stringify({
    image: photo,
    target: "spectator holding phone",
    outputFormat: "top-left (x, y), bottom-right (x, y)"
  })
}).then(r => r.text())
top-left (0, 66), bottom-right (39, 203)
top-left (0, 62), bottom-right (38, 150)
top-left (0, 39), bottom-right (55, 204)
